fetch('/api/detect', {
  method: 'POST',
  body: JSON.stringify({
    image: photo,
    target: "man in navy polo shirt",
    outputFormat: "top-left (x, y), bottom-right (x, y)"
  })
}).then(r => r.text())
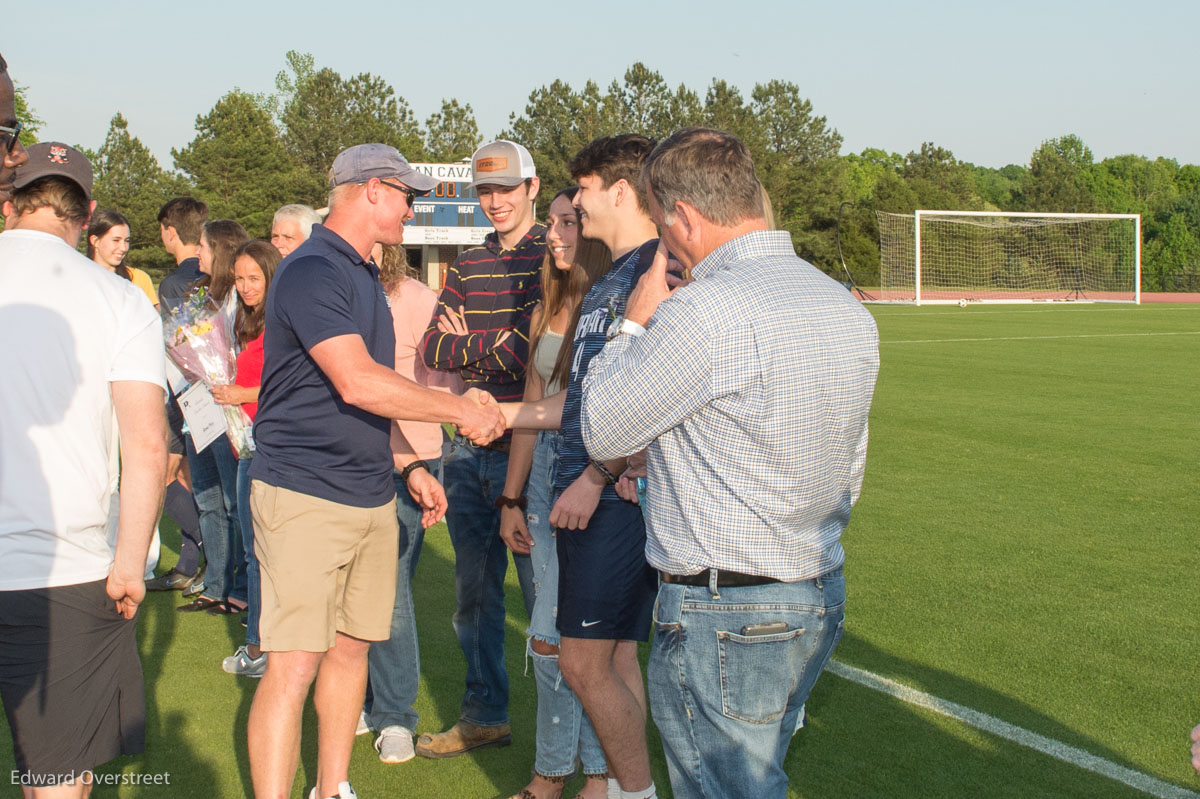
top-left (245, 143), bottom-right (506, 799)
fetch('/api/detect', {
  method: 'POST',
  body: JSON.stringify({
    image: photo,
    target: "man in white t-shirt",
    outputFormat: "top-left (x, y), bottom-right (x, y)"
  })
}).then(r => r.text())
top-left (0, 141), bottom-right (168, 796)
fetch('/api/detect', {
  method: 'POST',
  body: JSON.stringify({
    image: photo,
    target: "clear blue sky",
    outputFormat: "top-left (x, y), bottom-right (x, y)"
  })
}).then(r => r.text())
top-left (6, 0), bottom-right (1197, 170)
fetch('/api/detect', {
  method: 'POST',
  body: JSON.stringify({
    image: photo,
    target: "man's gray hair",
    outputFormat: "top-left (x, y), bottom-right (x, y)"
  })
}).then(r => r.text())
top-left (642, 127), bottom-right (764, 227)
top-left (272, 203), bottom-right (322, 239)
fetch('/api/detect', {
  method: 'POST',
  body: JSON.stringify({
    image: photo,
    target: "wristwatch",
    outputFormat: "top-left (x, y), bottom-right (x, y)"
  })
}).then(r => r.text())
top-left (590, 459), bottom-right (618, 486)
top-left (606, 316), bottom-right (646, 341)
top-left (399, 460), bottom-right (430, 482)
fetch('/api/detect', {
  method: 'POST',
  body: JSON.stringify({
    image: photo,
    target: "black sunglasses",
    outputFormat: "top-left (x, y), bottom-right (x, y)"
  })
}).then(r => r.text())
top-left (378, 179), bottom-right (418, 208)
top-left (0, 120), bottom-right (22, 154)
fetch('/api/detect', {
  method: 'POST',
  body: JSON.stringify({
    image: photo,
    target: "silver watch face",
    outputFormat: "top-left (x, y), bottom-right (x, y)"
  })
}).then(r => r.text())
top-left (606, 316), bottom-right (625, 341)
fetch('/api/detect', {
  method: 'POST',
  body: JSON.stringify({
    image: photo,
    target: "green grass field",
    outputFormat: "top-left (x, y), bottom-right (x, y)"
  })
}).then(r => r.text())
top-left (3, 303), bottom-right (1198, 797)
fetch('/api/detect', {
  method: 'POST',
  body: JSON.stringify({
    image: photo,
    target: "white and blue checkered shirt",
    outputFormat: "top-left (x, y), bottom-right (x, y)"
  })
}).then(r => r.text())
top-left (581, 230), bottom-right (879, 581)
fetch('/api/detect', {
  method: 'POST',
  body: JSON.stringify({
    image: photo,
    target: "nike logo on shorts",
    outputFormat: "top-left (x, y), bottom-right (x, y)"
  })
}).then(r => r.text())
top-left (580, 620), bottom-right (602, 627)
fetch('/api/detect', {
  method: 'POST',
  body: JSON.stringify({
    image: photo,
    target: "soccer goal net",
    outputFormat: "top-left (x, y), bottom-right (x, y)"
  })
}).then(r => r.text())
top-left (875, 211), bottom-right (1141, 304)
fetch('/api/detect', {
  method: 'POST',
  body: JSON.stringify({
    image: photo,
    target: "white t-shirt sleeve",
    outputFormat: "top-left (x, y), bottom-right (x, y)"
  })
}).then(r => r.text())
top-left (109, 294), bottom-right (167, 389)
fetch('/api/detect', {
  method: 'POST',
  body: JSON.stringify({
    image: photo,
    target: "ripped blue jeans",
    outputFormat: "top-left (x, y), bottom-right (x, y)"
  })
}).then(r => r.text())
top-left (525, 429), bottom-right (606, 778)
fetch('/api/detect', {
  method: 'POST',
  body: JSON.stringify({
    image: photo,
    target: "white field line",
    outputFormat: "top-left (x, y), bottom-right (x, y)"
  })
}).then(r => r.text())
top-left (882, 331), bottom-right (1200, 345)
top-left (825, 660), bottom-right (1200, 799)
top-left (871, 306), bottom-right (1200, 318)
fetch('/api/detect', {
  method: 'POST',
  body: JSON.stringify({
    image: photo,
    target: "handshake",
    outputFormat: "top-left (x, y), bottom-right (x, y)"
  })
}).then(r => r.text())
top-left (450, 386), bottom-right (563, 445)
top-left (455, 388), bottom-right (507, 445)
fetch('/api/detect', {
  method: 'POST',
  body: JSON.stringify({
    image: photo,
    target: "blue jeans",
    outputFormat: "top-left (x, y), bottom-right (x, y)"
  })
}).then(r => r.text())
top-left (236, 456), bottom-right (260, 645)
top-left (366, 459), bottom-right (441, 732)
top-left (525, 430), bottom-right (606, 777)
top-left (526, 430), bottom-right (562, 645)
top-left (648, 569), bottom-right (845, 799)
top-left (443, 436), bottom-right (535, 726)
top-left (185, 433), bottom-right (242, 602)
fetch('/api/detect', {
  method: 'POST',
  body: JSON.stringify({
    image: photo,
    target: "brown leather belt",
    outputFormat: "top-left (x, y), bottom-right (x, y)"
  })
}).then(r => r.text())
top-left (660, 569), bottom-right (780, 588)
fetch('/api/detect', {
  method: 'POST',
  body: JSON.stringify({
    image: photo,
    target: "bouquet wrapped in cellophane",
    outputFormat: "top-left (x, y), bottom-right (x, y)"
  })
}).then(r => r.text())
top-left (161, 287), bottom-right (253, 457)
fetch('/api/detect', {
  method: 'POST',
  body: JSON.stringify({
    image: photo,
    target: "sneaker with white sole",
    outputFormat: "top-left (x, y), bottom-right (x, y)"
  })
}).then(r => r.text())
top-left (221, 646), bottom-right (266, 677)
top-left (308, 782), bottom-right (357, 799)
top-left (375, 725), bottom-right (416, 764)
top-left (355, 711), bottom-right (371, 736)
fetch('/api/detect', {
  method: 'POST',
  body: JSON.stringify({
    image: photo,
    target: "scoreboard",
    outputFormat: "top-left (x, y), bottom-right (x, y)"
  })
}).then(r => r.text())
top-left (403, 162), bottom-right (493, 246)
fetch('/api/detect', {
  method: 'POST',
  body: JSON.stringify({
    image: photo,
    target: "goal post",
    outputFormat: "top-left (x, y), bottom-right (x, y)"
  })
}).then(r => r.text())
top-left (875, 211), bottom-right (1141, 305)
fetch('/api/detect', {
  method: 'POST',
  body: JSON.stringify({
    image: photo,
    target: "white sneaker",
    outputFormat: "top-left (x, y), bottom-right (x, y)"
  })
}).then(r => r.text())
top-left (221, 646), bottom-right (266, 677)
top-left (375, 725), bottom-right (416, 764)
top-left (308, 781), bottom-right (357, 799)
top-left (355, 711), bottom-right (371, 736)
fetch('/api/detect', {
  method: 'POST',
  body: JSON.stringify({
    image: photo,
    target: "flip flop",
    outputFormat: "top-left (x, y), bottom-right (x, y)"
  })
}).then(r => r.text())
top-left (206, 600), bottom-right (246, 616)
top-left (177, 597), bottom-right (223, 613)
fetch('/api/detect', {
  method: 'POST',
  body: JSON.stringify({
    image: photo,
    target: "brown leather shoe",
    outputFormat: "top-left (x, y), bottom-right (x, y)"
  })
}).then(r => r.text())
top-left (414, 721), bottom-right (512, 759)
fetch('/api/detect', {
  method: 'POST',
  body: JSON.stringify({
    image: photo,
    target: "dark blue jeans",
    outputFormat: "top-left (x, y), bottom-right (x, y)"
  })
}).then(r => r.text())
top-left (366, 459), bottom-right (442, 732)
top-left (185, 433), bottom-right (242, 602)
top-left (443, 437), bottom-right (535, 726)
top-left (236, 456), bottom-right (260, 645)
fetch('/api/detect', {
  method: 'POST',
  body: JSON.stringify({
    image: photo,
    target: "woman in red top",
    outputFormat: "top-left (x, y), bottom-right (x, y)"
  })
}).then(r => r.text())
top-left (212, 239), bottom-right (280, 676)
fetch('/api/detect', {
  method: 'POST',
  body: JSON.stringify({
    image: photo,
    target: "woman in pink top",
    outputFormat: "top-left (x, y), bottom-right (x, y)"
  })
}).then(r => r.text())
top-left (361, 243), bottom-right (460, 764)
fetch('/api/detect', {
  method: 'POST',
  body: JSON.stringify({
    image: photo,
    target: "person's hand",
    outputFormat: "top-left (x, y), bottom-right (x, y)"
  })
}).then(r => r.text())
top-left (626, 240), bottom-right (684, 327)
top-left (166, 453), bottom-right (184, 489)
top-left (550, 471), bottom-right (604, 531)
top-left (665, 256), bottom-right (691, 288)
top-left (437, 306), bottom-right (470, 336)
top-left (175, 456), bottom-right (193, 493)
top-left (406, 467), bottom-right (447, 528)
top-left (499, 505), bottom-right (533, 555)
top-left (210, 384), bottom-right (241, 405)
top-left (459, 389), bottom-right (505, 445)
top-left (615, 450), bottom-right (647, 504)
top-left (1191, 725), bottom-right (1200, 772)
top-left (107, 567), bottom-right (145, 620)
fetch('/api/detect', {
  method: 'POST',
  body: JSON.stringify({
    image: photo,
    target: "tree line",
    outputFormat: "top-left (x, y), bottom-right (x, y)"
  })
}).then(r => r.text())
top-left (12, 52), bottom-right (1200, 290)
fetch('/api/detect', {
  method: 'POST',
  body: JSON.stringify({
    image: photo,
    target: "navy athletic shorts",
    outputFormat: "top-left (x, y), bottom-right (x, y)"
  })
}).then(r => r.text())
top-left (556, 498), bottom-right (655, 641)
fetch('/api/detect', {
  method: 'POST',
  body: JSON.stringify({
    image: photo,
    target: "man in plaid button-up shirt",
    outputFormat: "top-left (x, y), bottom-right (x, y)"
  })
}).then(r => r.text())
top-left (581, 128), bottom-right (879, 799)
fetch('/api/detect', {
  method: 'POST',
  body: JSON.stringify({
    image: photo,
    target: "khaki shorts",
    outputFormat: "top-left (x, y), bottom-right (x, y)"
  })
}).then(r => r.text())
top-left (251, 480), bottom-right (398, 652)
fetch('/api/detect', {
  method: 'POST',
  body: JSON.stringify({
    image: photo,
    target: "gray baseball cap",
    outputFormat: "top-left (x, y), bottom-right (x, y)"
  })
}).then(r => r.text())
top-left (468, 140), bottom-right (536, 189)
top-left (328, 143), bottom-right (439, 192)
top-left (14, 142), bottom-right (94, 199)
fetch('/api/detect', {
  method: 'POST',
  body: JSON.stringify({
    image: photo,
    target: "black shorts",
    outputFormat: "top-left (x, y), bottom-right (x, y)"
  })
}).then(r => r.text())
top-left (556, 499), bottom-right (655, 641)
top-left (0, 580), bottom-right (146, 784)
